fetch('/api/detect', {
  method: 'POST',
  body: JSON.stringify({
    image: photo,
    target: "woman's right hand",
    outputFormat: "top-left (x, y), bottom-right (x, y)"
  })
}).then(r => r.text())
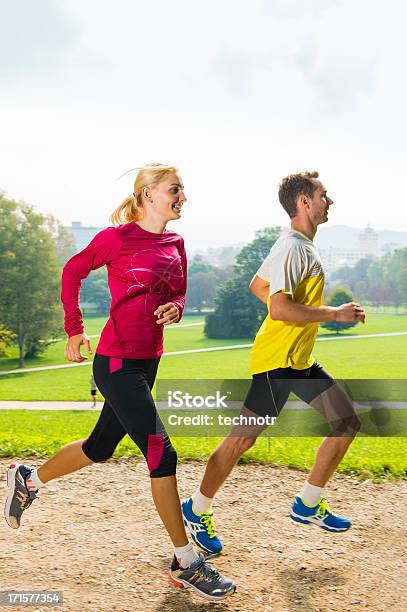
top-left (64, 333), bottom-right (93, 362)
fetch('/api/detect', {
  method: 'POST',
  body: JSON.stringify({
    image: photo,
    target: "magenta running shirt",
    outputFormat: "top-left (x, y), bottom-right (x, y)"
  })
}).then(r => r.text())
top-left (61, 222), bottom-right (187, 359)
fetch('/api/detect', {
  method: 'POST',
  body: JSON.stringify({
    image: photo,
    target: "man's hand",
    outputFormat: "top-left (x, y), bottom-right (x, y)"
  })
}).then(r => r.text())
top-left (334, 302), bottom-right (366, 324)
top-left (64, 333), bottom-right (93, 362)
top-left (154, 302), bottom-right (180, 325)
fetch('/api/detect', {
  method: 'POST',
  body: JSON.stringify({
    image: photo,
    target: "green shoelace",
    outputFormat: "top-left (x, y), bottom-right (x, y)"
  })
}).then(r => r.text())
top-left (200, 512), bottom-right (217, 538)
top-left (316, 498), bottom-right (331, 518)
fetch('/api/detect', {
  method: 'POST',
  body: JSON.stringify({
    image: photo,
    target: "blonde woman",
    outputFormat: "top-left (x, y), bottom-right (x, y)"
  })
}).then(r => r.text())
top-left (4, 163), bottom-right (236, 602)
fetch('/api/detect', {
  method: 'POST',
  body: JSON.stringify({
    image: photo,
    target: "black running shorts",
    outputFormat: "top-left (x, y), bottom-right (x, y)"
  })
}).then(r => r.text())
top-left (244, 361), bottom-right (335, 418)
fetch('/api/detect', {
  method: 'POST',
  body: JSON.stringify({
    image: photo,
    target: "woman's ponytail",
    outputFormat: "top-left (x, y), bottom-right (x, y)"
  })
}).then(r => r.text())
top-left (110, 193), bottom-right (142, 225)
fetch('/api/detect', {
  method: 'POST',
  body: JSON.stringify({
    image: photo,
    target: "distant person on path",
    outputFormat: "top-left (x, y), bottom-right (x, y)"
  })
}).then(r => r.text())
top-left (4, 163), bottom-right (235, 602)
top-left (89, 374), bottom-right (97, 408)
top-left (182, 171), bottom-right (366, 557)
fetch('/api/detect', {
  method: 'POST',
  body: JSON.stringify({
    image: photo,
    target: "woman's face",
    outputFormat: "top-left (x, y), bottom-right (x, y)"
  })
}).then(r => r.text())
top-left (147, 171), bottom-right (187, 221)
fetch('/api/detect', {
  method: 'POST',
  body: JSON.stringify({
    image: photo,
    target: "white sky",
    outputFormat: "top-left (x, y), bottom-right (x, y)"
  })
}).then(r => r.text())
top-left (1, 0), bottom-right (406, 251)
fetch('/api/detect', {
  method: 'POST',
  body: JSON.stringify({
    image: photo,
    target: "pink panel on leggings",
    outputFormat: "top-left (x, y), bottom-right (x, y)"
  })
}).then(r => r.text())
top-left (109, 357), bottom-right (122, 374)
top-left (147, 434), bottom-right (165, 474)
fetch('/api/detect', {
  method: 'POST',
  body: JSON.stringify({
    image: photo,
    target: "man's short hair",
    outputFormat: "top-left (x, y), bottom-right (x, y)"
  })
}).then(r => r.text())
top-left (278, 171), bottom-right (320, 218)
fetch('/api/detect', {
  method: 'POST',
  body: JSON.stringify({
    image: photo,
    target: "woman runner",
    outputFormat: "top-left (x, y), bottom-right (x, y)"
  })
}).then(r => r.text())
top-left (4, 163), bottom-right (236, 602)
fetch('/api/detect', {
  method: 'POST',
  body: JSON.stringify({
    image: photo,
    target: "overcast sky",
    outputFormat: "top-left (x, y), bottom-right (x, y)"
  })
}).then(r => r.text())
top-left (1, 0), bottom-right (406, 251)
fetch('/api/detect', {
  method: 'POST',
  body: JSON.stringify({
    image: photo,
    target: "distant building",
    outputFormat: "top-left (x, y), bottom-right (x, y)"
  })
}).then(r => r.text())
top-left (65, 221), bottom-right (103, 253)
top-left (357, 225), bottom-right (379, 254)
top-left (319, 226), bottom-right (380, 275)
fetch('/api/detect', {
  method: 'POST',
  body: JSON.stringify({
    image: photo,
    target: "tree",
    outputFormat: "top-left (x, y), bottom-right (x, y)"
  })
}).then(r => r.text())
top-left (186, 256), bottom-right (233, 313)
top-left (80, 267), bottom-right (111, 315)
top-left (320, 287), bottom-right (358, 334)
top-left (392, 247), bottom-right (407, 305)
top-left (186, 271), bottom-right (218, 312)
top-left (331, 251), bottom-right (406, 309)
top-left (45, 214), bottom-right (76, 265)
top-left (205, 227), bottom-right (281, 338)
top-left (0, 324), bottom-right (16, 357)
top-left (188, 255), bottom-right (217, 275)
top-left (0, 195), bottom-right (62, 367)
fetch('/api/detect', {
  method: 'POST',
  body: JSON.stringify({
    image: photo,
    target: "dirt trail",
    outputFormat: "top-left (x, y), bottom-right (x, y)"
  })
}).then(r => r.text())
top-left (1, 459), bottom-right (406, 612)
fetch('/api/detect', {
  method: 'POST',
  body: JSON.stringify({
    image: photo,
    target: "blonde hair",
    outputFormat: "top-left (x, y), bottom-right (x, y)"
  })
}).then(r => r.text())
top-left (111, 163), bottom-right (178, 225)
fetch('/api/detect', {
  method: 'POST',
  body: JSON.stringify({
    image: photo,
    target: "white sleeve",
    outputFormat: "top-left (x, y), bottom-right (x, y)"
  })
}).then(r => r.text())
top-left (256, 242), bottom-right (304, 297)
top-left (256, 251), bottom-right (272, 281)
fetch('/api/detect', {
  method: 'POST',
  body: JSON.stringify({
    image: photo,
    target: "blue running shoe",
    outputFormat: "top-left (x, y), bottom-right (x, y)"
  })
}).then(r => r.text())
top-left (181, 497), bottom-right (223, 556)
top-left (290, 496), bottom-right (351, 533)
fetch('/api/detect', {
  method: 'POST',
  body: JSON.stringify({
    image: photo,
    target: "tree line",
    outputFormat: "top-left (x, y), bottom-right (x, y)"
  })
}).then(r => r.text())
top-left (205, 234), bottom-right (407, 338)
top-left (0, 195), bottom-right (74, 367)
top-left (331, 252), bottom-right (407, 309)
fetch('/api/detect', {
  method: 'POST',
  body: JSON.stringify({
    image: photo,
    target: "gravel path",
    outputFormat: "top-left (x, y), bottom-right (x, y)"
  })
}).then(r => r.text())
top-left (1, 458), bottom-right (406, 612)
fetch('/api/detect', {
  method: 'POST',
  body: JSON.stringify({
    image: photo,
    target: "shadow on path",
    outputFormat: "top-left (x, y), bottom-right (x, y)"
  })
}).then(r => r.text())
top-left (279, 567), bottom-right (346, 612)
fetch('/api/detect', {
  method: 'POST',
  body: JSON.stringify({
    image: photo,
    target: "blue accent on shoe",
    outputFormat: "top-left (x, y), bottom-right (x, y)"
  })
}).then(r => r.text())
top-left (290, 496), bottom-right (352, 533)
top-left (181, 496), bottom-right (223, 555)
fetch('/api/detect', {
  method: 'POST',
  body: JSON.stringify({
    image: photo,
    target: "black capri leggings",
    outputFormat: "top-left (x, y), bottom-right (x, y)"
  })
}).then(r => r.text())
top-left (82, 354), bottom-right (177, 478)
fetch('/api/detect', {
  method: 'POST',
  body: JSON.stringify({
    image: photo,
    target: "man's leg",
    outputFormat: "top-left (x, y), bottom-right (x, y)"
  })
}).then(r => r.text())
top-left (308, 380), bottom-right (361, 486)
top-left (307, 436), bottom-right (355, 488)
top-left (290, 367), bottom-right (361, 531)
top-left (197, 372), bottom-right (287, 504)
top-left (200, 384), bottom-right (358, 499)
top-left (182, 407), bottom-right (267, 555)
top-left (182, 371), bottom-right (288, 554)
top-left (199, 408), bottom-right (265, 498)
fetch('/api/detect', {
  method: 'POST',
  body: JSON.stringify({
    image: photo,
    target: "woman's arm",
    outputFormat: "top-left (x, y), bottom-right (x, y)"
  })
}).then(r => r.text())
top-left (62, 227), bottom-right (122, 361)
top-left (155, 238), bottom-right (187, 326)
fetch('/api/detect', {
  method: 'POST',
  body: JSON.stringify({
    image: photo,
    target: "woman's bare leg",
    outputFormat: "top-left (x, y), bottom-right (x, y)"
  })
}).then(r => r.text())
top-left (151, 475), bottom-right (189, 547)
top-left (37, 440), bottom-right (93, 484)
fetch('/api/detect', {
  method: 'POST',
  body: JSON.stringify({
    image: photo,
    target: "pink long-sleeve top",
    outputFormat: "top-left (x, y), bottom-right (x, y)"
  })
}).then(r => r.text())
top-left (61, 222), bottom-right (187, 359)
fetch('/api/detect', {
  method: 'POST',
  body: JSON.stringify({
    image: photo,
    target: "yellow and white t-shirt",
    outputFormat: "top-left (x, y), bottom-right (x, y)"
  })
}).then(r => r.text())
top-left (251, 229), bottom-right (324, 374)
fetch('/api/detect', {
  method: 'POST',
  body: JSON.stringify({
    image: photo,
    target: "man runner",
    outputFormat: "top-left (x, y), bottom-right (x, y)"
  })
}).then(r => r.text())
top-left (182, 171), bottom-right (365, 556)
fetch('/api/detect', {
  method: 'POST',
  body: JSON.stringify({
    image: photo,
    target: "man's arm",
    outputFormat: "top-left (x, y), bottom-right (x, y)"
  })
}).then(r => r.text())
top-left (249, 274), bottom-right (270, 304)
top-left (269, 291), bottom-right (365, 324)
top-left (249, 274), bottom-right (365, 324)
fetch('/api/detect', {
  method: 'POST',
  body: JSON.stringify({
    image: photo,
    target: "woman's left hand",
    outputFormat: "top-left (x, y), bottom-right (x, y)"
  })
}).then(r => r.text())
top-left (154, 302), bottom-right (180, 325)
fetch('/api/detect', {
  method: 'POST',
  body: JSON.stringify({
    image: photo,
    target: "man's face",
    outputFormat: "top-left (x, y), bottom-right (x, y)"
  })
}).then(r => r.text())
top-left (307, 180), bottom-right (333, 225)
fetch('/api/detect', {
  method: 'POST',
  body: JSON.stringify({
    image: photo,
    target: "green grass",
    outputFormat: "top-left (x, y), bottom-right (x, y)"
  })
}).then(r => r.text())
top-left (1, 334), bottom-right (406, 400)
top-left (1, 313), bottom-right (406, 372)
top-left (318, 313), bottom-right (407, 336)
top-left (0, 410), bottom-right (405, 480)
top-left (0, 315), bottom-right (204, 372)
top-left (0, 314), bottom-right (407, 399)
